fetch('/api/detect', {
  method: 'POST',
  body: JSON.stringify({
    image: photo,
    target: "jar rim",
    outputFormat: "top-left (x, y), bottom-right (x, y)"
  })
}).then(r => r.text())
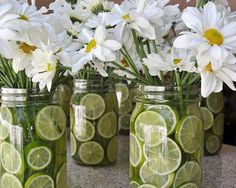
top-left (137, 84), bottom-right (200, 92)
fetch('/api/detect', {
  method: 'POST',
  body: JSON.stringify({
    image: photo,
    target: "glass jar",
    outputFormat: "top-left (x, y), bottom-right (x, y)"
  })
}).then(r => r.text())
top-left (115, 81), bottom-right (137, 135)
top-left (70, 79), bottom-right (119, 166)
top-left (0, 88), bottom-right (67, 188)
top-left (130, 85), bottom-right (203, 188)
top-left (201, 92), bottom-right (224, 156)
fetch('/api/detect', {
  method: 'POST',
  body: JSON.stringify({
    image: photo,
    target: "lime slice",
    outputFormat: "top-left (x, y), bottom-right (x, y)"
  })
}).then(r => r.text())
top-left (73, 119), bottom-right (95, 142)
top-left (25, 173), bottom-right (54, 188)
top-left (80, 93), bottom-right (105, 120)
top-left (130, 102), bottom-right (144, 131)
top-left (119, 99), bottom-right (132, 114)
top-left (138, 184), bottom-right (157, 188)
top-left (200, 107), bottom-right (214, 130)
top-left (0, 142), bottom-right (22, 174)
top-left (36, 105), bottom-right (66, 141)
top-left (130, 180), bottom-right (140, 188)
top-left (135, 111), bottom-right (166, 143)
top-left (70, 132), bottom-right (77, 156)
top-left (186, 103), bottom-right (202, 119)
top-left (26, 145), bottom-right (52, 171)
top-left (0, 107), bottom-right (13, 140)
top-left (139, 161), bottom-right (174, 187)
top-left (173, 161), bottom-right (202, 188)
top-left (148, 105), bottom-right (179, 135)
top-left (175, 115), bottom-right (202, 153)
top-left (144, 138), bottom-right (181, 175)
top-left (129, 88), bottom-right (137, 103)
top-left (205, 134), bottom-right (220, 154)
top-left (97, 112), bottom-right (117, 139)
top-left (1, 173), bottom-right (23, 188)
top-left (130, 133), bottom-right (142, 167)
top-left (115, 83), bottom-right (129, 102)
top-left (206, 92), bottom-right (224, 113)
top-left (79, 141), bottom-right (104, 165)
top-left (119, 114), bottom-right (131, 130)
top-left (56, 162), bottom-right (67, 188)
top-left (213, 113), bottom-right (224, 136)
top-left (106, 136), bottom-right (118, 162)
top-left (180, 182), bottom-right (198, 188)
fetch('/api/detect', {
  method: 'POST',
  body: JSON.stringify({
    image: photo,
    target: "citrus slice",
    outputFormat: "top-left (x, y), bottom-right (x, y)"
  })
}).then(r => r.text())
top-left (119, 99), bottom-right (132, 114)
top-left (26, 145), bottom-right (52, 171)
top-left (205, 134), bottom-right (220, 154)
top-left (173, 161), bottom-right (202, 188)
top-left (148, 105), bottom-right (179, 135)
top-left (0, 107), bottom-right (13, 140)
top-left (115, 83), bottom-right (129, 102)
top-left (25, 173), bottom-right (54, 188)
top-left (73, 119), bottom-right (95, 142)
top-left (213, 113), bottom-right (224, 136)
top-left (138, 184), bottom-right (157, 188)
top-left (80, 93), bottom-right (105, 120)
top-left (206, 92), bottom-right (224, 113)
top-left (130, 102), bottom-right (144, 131)
top-left (139, 161), bottom-right (174, 188)
top-left (0, 142), bottom-right (22, 174)
top-left (200, 107), bottom-right (214, 130)
top-left (143, 138), bottom-right (181, 175)
top-left (130, 133), bottom-right (142, 167)
top-left (175, 115), bottom-right (202, 153)
top-left (56, 162), bottom-right (67, 188)
top-left (186, 103), bottom-right (202, 119)
top-left (79, 141), bottom-right (104, 165)
top-left (135, 111), bottom-right (167, 143)
top-left (106, 136), bottom-right (119, 162)
top-left (119, 114), bottom-right (131, 130)
top-left (70, 132), bottom-right (77, 156)
top-left (97, 112), bottom-right (117, 139)
top-left (36, 105), bottom-right (66, 141)
top-left (180, 182), bottom-right (198, 188)
top-left (129, 88), bottom-right (137, 103)
top-left (130, 180), bottom-right (140, 188)
top-left (1, 173), bottom-right (23, 188)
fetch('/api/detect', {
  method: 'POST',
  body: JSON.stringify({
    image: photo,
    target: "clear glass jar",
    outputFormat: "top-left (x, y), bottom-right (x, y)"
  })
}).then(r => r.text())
top-left (130, 85), bottom-right (203, 188)
top-left (201, 92), bottom-right (224, 156)
top-left (70, 79), bottom-right (119, 166)
top-left (0, 88), bottom-right (67, 188)
top-left (115, 81), bottom-right (137, 135)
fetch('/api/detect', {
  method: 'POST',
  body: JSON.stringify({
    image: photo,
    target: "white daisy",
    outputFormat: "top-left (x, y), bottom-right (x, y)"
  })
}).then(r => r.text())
top-left (72, 26), bottom-right (122, 73)
top-left (173, 2), bottom-right (236, 60)
top-left (79, 0), bottom-right (104, 19)
top-left (31, 42), bottom-right (60, 91)
top-left (198, 53), bottom-right (236, 98)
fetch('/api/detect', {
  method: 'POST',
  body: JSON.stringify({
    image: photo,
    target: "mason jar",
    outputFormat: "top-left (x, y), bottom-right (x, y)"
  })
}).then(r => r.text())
top-left (201, 92), bottom-right (224, 156)
top-left (130, 85), bottom-right (204, 188)
top-left (70, 79), bottom-right (119, 166)
top-left (0, 88), bottom-right (67, 188)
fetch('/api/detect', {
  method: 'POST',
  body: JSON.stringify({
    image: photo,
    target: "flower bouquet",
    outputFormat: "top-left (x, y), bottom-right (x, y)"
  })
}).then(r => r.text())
top-left (47, 0), bottom-right (236, 186)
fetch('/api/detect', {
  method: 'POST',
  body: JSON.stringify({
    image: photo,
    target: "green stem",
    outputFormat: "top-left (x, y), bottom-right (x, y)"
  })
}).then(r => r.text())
top-left (175, 71), bottom-right (184, 114)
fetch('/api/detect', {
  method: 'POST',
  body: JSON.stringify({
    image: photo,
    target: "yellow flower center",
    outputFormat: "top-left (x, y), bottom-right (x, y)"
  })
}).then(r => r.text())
top-left (18, 43), bottom-right (36, 54)
top-left (19, 14), bottom-right (29, 21)
top-left (85, 39), bottom-right (97, 53)
top-left (204, 29), bottom-right (224, 46)
top-left (47, 63), bottom-right (56, 72)
top-left (204, 63), bottom-right (213, 72)
top-left (122, 14), bottom-right (131, 21)
top-left (173, 58), bottom-right (182, 65)
top-left (120, 58), bottom-right (129, 67)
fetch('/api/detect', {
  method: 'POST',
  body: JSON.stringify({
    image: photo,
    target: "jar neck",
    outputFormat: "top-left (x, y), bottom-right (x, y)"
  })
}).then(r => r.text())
top-left (1, 88), bottom-right (56, 103)
top-left (136, 85), bottom-right (201, 103)
top-left (73, 79), bottom-right (114, 93)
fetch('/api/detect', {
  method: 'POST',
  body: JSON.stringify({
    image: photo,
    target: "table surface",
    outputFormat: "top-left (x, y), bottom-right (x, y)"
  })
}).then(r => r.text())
top-left (68, 136), bottom-right (236, 188)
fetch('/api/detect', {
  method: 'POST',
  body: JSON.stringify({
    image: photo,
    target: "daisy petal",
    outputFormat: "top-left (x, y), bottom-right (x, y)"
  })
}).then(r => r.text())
top-left (95, 26), bottom-right (106, 44)
top-left (103, 40), bottom-right (122, 51)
